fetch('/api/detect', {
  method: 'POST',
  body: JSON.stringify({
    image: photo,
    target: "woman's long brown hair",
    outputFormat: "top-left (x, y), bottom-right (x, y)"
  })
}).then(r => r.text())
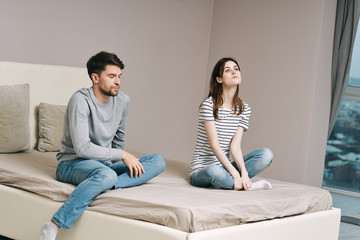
top-left (208, 57), bottom-right (244, 120)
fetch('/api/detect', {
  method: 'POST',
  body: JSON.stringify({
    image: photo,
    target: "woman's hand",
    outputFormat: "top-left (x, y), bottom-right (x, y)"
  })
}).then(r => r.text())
top-left (241, 174), bottom-right (252, 191)
top-left (122, 151), bottom-right (145, 178)
top-left (231, 171), bottom-right (243, 191)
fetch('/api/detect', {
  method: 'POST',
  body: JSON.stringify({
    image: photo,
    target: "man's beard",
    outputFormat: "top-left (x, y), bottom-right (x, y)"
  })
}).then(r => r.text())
top-left (99, 86), bottom-right (119, 97)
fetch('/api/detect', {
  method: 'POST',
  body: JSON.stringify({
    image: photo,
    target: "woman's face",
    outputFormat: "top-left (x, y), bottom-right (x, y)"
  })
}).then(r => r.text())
top-left (216, 61), bottom-right (241, 87)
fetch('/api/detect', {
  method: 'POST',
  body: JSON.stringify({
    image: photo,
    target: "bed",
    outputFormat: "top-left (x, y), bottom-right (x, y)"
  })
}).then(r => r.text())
top-left (0, 61), bottom-right (341, 240)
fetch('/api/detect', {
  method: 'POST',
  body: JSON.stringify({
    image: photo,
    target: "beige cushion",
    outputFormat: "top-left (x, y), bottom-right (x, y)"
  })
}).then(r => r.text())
top-left (37, 103), bottom-right (66, 152)
top-left (0, 84), bottom-right (30, 153)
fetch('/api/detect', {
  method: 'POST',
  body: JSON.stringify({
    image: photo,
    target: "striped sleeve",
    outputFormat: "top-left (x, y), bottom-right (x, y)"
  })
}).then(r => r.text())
top-left (199, 98), bottom-right (214, 122)
top-left (238, 102), bottom-right (251, 131)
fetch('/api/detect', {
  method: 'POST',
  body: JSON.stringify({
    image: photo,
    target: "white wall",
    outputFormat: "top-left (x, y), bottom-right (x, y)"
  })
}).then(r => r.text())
top-left (207, 0), bottom-right (337, 186)
top-left (1, 0), bottom-right (338, 186)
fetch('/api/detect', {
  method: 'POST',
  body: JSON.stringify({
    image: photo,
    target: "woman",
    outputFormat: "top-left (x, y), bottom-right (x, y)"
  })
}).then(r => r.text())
top-left (190, 57), bottom-right (273, 191)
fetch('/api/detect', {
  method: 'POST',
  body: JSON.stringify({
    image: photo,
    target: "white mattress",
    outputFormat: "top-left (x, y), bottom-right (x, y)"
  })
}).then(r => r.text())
top-left (0, 151), bottom-right (333, 232)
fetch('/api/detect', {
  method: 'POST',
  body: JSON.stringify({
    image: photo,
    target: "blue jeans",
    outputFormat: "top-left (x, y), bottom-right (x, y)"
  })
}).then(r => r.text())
top-left (190, 148), bottom-right (273, 189)
top-left (52, 154), bottom-right (166, 230)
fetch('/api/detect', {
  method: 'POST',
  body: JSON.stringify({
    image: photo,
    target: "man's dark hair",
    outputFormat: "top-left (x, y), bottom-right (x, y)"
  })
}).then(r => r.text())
top-left (86, 51), bottom-right (125, 79)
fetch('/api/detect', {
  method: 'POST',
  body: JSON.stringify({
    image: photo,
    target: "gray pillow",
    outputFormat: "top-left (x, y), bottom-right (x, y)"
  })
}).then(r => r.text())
top-left (0, 84), bottom-right (30, 153)
top-left (38, 103), bottom-right (66, 152)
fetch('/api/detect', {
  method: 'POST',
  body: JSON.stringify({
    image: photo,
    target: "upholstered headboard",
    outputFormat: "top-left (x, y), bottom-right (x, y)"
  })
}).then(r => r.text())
top-left (0, 61), bottom-right (90, 148)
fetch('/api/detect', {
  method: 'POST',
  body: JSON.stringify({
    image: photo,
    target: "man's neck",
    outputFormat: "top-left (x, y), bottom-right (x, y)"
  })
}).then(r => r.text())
top-left (92, 87), bottom-right (111, 103)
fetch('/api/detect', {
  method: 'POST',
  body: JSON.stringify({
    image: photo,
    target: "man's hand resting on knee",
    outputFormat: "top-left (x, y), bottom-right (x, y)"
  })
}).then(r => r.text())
top-left (122, 151), bottom-right (145, 178)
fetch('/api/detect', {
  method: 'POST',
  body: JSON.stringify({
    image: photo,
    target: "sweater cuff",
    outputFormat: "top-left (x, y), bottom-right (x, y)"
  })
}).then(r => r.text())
top-left (110, 148), bottom-right (123, 162)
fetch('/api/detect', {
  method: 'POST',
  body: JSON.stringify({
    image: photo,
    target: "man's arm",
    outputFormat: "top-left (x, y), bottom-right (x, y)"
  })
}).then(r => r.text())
top-left (112, 98), bottom-right (130, 150)
top-left (111, 98), bottom-right (145, 177)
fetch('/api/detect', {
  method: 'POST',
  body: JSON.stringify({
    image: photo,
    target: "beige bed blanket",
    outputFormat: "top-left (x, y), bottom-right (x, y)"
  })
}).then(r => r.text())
top-left (0, 151), bottom-right (332, 232)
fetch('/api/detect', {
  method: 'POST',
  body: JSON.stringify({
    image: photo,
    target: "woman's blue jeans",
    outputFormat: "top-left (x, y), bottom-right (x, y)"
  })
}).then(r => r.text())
top-left (190, 148), bottom-right (273, 189)
top-left (52, 154), bottom-right (166, 230)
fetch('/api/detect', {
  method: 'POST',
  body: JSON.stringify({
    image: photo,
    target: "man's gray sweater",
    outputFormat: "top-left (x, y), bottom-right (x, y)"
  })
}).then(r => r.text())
top-left (56, 87), bottom-right (130, 162)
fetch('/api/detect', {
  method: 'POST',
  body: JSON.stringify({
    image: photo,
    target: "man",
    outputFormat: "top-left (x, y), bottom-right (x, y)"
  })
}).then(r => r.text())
top-left (40, 51), bottom-right (166, 240)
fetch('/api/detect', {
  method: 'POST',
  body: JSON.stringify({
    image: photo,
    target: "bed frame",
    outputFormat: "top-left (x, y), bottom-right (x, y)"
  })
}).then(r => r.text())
top-left (0, 184), bottom-right (340, 240)
top-left (0, 61), bottom-right (341, 240)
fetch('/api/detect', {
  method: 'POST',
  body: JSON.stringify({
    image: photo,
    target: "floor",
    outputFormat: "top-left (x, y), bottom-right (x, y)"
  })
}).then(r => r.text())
top-left (331, 192), bottom-right (360, 240)
top-left (0, 192), bottom-right (359, 240)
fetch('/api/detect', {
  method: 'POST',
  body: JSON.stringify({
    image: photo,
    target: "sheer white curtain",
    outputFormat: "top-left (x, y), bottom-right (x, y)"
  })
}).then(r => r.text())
top-left (329, 0), bottom-right (360, 138)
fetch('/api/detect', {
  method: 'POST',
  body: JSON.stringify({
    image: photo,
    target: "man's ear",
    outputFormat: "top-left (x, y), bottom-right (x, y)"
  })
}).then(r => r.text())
top-left (91, 73), bottom-right (99, 84)
top-left (216, 77), bottom-right (222, 83)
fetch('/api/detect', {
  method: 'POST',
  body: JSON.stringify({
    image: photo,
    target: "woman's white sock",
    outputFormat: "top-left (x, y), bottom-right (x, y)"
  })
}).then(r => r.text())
top-left (39, 220), bottom-right (59, 240)
top-left (249, 180), bottom-right (272, 190)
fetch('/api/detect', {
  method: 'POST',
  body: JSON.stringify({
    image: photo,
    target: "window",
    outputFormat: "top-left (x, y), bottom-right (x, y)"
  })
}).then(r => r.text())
top-left (323, 22), bottom-right (360, 195)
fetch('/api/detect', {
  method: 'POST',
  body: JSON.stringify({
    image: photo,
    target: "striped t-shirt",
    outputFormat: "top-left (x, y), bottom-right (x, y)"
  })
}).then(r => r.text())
top-left (190, 97), bottom-right (251, 176)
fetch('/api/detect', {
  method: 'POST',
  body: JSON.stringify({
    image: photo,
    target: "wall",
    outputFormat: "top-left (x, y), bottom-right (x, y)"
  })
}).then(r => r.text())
top-left (1, 0), bottom-right (338, 186)
top-left (207, 0), bottom-right (337, 186)
top-left (0, 0), bottom-right (214, 162)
